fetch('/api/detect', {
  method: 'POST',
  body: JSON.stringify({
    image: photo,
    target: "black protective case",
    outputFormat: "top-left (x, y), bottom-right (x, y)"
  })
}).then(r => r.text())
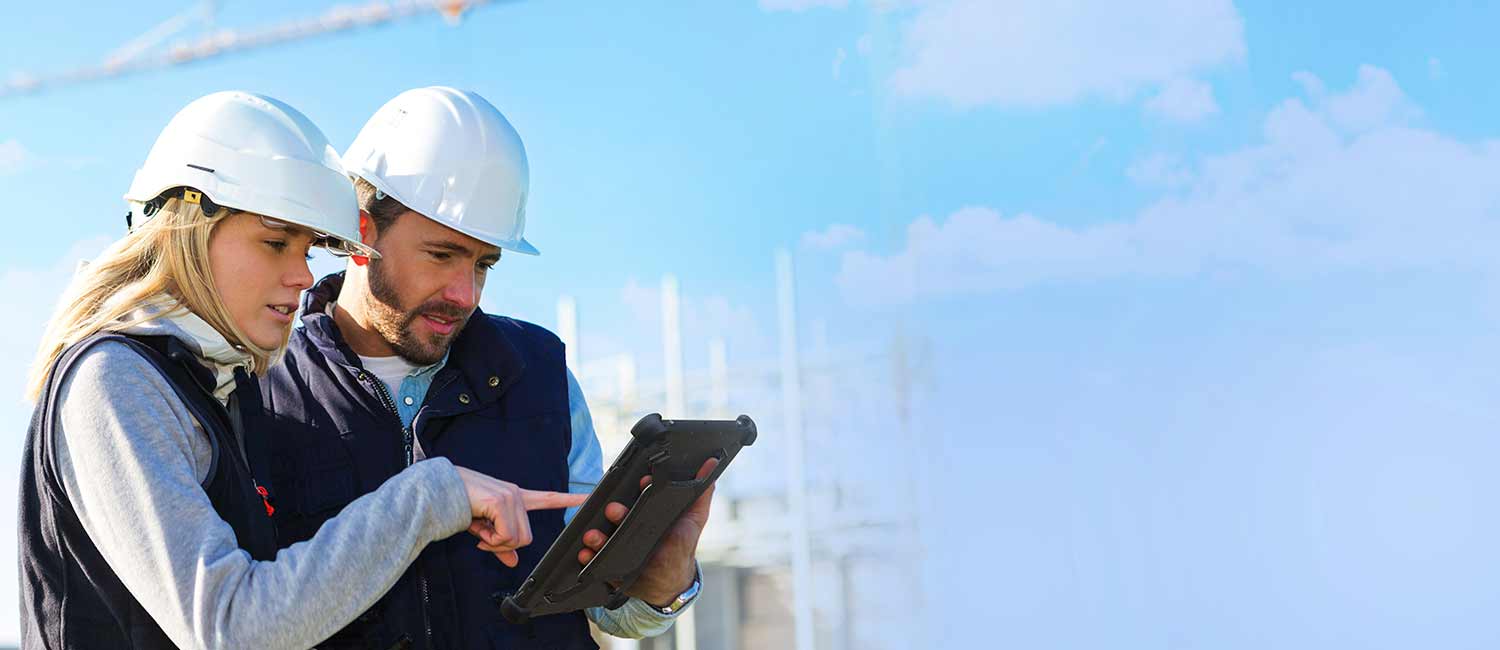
top-left (498, 413), bottom-right (757, 623)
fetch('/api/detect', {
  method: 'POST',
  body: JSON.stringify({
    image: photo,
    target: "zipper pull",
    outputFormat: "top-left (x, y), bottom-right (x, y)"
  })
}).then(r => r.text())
top-left (253, 480), bottom-right (275, 517)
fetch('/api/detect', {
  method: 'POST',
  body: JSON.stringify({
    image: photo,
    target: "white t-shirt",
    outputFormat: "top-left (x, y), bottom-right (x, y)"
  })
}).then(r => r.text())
top-left (356, 353), bottom-right (427, 460)
top-left (357, 353), bottom-right (418, 402)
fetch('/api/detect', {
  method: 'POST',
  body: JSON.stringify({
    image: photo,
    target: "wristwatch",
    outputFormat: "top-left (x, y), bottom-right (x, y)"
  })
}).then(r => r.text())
top-left (650, 567), bottom-right (703, 615)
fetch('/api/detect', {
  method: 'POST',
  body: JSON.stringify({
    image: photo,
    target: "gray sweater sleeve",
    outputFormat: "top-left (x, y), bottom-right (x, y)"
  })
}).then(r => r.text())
top-left (51, 341), bottom-right (473, 650)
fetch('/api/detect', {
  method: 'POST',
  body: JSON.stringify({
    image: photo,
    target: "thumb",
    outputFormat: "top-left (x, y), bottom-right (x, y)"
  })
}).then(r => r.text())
top-left (684, 481), bottom-right (715, 526)
top-left (497, 550), bottom-right (519, 568)
top-left (683, 457), bottom-right (720, 523)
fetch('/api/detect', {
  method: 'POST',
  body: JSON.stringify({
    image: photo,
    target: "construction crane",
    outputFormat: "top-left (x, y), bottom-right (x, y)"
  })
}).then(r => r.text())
top-left (1, 0), bottom-right (499, 100)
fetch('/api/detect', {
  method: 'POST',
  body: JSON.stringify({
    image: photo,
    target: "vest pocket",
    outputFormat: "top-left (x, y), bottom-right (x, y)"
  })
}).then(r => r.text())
top-left (271, 435), bottom-right (358, 543)
top-left (298, 460), bottom-right (357, 514)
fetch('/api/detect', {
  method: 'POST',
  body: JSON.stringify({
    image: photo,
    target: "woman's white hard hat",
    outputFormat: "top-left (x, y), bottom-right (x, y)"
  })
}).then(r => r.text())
top-left (123, 91), bottom-right (377, 259)
top-left (342, 86), bottom-right (537, 255)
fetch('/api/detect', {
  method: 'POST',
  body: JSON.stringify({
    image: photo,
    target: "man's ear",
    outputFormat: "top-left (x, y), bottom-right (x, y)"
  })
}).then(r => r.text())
top-left (359, 210), bottom-right (376, 245)
top-left (351, 210), bottom-right (376, 267)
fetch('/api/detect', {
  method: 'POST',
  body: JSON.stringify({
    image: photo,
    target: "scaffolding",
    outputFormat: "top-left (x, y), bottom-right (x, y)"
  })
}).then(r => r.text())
top-left (568, 249), bottom-right (928, 650)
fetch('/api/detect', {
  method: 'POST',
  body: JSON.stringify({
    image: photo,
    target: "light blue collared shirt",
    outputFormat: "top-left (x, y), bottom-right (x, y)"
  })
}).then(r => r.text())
top-left (377, 358), bottom-right (684, 639)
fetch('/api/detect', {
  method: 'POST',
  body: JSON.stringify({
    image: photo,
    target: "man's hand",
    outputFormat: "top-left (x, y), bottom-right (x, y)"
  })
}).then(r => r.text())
top-left (455, 466), bottom-right (588, 568)
top-left (576, 458), bottom-right (718, 608)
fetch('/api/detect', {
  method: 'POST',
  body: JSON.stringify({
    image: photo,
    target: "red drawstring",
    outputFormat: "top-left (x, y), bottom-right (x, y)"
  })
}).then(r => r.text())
top-left (255, 485), bottom-right (275, 517)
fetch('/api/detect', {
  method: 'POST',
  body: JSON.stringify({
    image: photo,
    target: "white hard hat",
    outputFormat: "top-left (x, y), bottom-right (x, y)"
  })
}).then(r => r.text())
top-left (342, 86), bottom-right (537, 255)
top-left (124, 91), bottom-right (377, 259)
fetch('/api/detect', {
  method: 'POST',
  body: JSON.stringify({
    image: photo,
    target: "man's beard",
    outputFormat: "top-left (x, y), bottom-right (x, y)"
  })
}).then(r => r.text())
top-left (365, 259), bottom-right (471, 365)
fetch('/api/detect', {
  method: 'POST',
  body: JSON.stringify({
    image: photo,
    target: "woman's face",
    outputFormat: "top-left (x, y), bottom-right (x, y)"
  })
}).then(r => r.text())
top-left (207, 212), bottom-right (318, 349)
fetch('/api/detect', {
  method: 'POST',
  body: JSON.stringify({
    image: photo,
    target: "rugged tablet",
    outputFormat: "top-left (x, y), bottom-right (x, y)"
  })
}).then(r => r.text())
top-left (499, 413), bottom-right (757, 623)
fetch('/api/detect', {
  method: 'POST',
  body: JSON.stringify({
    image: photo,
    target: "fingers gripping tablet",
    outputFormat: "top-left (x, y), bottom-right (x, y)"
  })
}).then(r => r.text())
top-left (498, 414), bottom-right (756, 623)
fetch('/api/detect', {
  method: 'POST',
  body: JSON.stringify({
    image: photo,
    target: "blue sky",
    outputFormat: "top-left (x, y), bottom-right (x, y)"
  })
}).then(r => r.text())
top-left (5, 1), bottom-right (1500, 647)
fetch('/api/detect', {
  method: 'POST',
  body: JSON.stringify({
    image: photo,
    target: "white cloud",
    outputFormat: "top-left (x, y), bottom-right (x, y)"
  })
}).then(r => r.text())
top-left (759, 0), bottom-right (849, 11)
top-left (837, 206), bottom-right (1138, 305)
top-left (835, 67), bottom-right (1500, 306)
top-left (888, 0), bottom-right (1245, 109)
top-left (1126, 152), bottom-right (1194, 189)
top-left (1286, 66), bottom-right (1420, 136)
top-left (833, 47), bottom-right (849, 80)
top-left (0, 138), bottom-right (30, 175)
top-left (1144, 77), bottom-right (1220, 123)
top-left (1318, 65), bottom-right (1420, 133)
top-left (801, 223), bottom-right (866, 250)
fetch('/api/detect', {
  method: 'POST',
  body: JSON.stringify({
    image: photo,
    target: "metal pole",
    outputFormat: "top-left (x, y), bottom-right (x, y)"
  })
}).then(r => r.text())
top-left (893, 331), bottom-right (927, 649)
top-left (709, 338), bottom-right (729, 418)
top-left (617, 354), bottom-right (638, 413)
top-left (605, 353), bottom-right (638, 459)
top-left (777, 249), bottom-right (816, 650)
top-left (661, 275), bottom-right (696, 650)
top-left (662, 275), bottom-right (686, 418)
top-left (676, 604), bottom-right (699, 650)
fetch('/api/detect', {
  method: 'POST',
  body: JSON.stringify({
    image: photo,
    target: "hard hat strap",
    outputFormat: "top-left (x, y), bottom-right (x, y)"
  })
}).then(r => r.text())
top-left (127, 186), bottom-right (224, 231)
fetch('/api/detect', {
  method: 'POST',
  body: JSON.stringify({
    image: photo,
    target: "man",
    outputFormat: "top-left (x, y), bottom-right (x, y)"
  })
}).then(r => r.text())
top-left (259, 87), bottom-right (707, 649)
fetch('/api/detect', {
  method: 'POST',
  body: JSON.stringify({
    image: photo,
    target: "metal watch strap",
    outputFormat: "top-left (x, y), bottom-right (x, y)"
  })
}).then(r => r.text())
top-left (652, 567), bottom-right (703, 615)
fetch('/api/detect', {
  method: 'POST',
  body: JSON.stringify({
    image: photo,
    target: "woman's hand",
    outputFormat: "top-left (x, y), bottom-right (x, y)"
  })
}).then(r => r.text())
top-left (454, 466), bottom-right (587, 567)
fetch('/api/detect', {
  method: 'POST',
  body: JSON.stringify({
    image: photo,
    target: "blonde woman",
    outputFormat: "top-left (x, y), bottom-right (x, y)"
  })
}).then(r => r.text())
top-left (17, 92), bottom-right (584, 650)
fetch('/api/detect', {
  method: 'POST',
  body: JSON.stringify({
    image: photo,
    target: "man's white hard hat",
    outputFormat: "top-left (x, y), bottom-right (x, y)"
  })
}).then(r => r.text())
top-left (342, 86), bottom-right (537, 255)
top-left (124, 91), bottom-right (377, 259)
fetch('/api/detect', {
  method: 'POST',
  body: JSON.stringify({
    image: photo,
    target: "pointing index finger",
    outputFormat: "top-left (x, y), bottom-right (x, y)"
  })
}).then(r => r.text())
top-left (521, 489), bottom-right (589, 511)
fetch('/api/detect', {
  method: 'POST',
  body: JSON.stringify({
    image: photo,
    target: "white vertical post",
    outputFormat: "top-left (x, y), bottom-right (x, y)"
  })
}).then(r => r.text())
top-left (557, 294), bottom-right (578, 370)
top-left (661, 275), bottom-right (686, 418)
top-left (662, 275), bottom-right (696, 650)
top-left (606, 353), bottom-right (638, 461)
top-left (616, 354), bottom-right (637, 411)
top-left (676, 604), bottom-right (699, 650)
top-left (777, 249), bottom-right (816, 650)
top-left (720, 567), bottom-right (742, 650)
top-left (709, 337), bottom-right (728, 418)
top-left (705, 336), bottom-right (733, 567)
top-left (894, 333), bottom-right (928, 649)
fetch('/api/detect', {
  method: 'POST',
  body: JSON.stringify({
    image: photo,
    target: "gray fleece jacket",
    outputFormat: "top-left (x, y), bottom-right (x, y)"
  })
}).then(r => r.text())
top-left (49, 310), bottom-right (473, 649)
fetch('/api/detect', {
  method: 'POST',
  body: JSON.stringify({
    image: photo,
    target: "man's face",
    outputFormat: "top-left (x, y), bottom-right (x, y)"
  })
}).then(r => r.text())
top-left (363, 212), bottom-right (502, 365)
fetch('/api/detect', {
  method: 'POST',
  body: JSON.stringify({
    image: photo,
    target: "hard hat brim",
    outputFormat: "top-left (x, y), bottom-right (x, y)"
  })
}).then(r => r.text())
top-left (349, 170), bottom-right (540, 256)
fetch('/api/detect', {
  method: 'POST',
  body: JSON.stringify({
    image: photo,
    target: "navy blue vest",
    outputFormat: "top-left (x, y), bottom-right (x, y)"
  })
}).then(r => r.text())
top-left (19, 334), bottom-right (279, 649)
top-left (259, 273), bottom-right (597, 650)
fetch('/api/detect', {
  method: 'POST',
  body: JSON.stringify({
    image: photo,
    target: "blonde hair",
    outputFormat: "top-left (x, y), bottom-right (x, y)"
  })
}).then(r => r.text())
top-left (26, 199), bottom-right (281, 399)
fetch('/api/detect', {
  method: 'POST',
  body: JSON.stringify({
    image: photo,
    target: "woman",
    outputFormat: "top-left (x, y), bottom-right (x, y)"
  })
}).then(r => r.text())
top-left (17, 91), bottom-right (582, 649)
